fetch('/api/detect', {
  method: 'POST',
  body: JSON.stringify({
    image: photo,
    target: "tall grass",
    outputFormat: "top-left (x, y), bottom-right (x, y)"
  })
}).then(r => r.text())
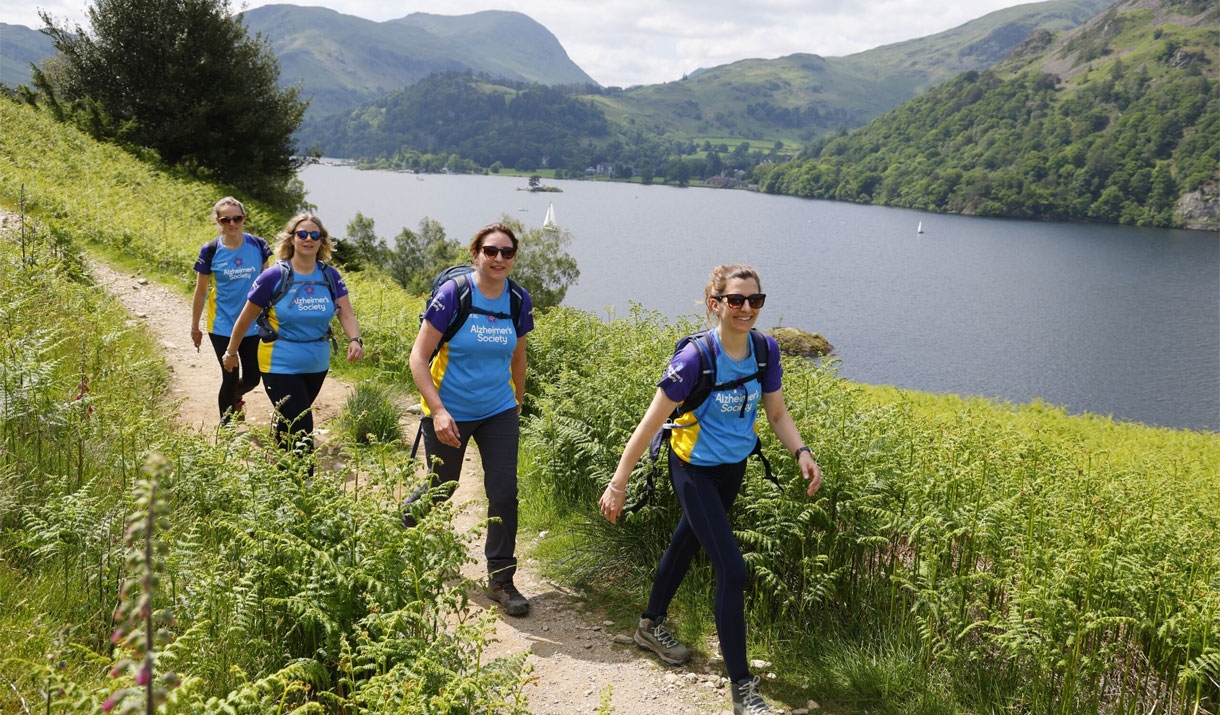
top-left (519, 305), bottom-right (1220, 714)
top-left (0, 210), bottom-right (531, 712)
top-left (0, 99), bottom-right (287, 286)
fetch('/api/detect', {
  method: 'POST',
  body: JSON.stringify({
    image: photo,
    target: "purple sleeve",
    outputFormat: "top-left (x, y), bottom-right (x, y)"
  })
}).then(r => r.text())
top-left (252, 235), bottom-right (273, 263)
top-left (657, 342), bottom-right (702, 403)
top-left (193, 241), bottom-right (215, 274)
top-left (517, 287), bottom-right (535, 337)
top-left (762, 334), bottom-right (784, 393)
top-left (246, 264), bottom-right (284, 308)
top-left (422, 280), bottom-right (459, 333)
top-left (327, 265), bottom-right (350, 299)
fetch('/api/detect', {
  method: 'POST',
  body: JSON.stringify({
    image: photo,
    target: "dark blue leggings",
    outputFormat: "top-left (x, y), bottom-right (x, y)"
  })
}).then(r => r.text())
top-left (420, 407), bottom-right (521, 583)
top-left (644, 453), bottom-right (750, 681)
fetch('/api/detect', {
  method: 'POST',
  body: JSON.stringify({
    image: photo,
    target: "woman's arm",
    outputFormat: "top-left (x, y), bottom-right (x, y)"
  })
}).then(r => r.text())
top-left (408, 320), bottom-right (461, 447)
top-left (190, 272), bottom-right (208, 348)
top-left (333, 294), bottom-right (364, 362)
top-left (762, 389), bottom-right (822, 496)
top-left (510, 336), bottom-right (527, 410)
top-left (221, 301), bottom-right (263, 372)
top-left (599, 388), bottom-right (679, 524)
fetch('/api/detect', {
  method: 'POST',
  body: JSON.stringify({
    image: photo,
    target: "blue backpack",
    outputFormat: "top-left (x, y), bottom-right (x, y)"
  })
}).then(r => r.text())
top-left (626, 328), bottom-right (777, 514)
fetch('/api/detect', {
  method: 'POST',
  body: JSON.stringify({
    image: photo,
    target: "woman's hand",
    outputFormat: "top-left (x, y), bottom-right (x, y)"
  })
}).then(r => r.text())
top-left (599, 483), bottom-right (627, 524)
top-left (346, 339), bottom-right (364, 362)
top-left (800, 453), bottom-right (823, 496)
top-left (221, 352), bottom-right (238, 372)
top-left (191, 328), bottom-right (203, 349)
top-left (431, 409), bottom-right (461, 448)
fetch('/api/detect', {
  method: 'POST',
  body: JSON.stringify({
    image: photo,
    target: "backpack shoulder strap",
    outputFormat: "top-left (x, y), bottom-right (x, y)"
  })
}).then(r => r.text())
top-left (268, 259), bottom-right (294, 305)
top-left (316, 260), bottom-right (338, 299)
top-left (507, 277), bottom-right (524, 330)
top-left (439, 271), bottom-right (475, 346)
top-left (200, 237), bottom-right (221, 266)
top-left (675, 332), bottom-right (717, 416)
top-left (749, 329), bottom-right (769, 375)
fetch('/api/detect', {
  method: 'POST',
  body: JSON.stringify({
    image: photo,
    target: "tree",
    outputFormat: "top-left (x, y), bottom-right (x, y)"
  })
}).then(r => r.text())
top-left (34, 0), bottom-right (307, 206)
top-left (495, 218), bottom-right (579, 311)
top-left (389, 218), bottom-right (463, 294)
top-left (343, 213), bottom-right (388, 270)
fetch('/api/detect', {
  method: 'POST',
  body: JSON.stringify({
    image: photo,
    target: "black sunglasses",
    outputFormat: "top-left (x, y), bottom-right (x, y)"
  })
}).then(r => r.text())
top-left (295, 230), bottom-right (323, 241)
top-left (713, 293), bottom-right (767, 309)
top-left (218, 215), bottom-right (245, 224)
top-left (480, 245), bottom-right (517, 259)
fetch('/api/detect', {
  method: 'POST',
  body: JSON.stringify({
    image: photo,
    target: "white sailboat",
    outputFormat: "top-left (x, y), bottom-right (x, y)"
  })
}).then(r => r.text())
top-left (543, 202), bottom-right (557, 228)
top-left (917, 221), bottom-right (924, 234)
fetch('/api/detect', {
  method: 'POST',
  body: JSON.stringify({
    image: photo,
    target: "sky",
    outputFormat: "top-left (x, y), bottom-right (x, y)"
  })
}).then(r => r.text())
top-left (3, 0), bottom-right (1045, 87)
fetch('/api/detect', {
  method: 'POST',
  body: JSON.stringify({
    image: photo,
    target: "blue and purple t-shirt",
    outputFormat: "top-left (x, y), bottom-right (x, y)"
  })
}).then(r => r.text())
top-left (246, 262), bottom-right (348, 374)
top-left (421, 278), bottom-right (534, 421)
top-left (193, 233), bottom-right (272, 337)
top-left (659, 329), bottom-right (783, 467)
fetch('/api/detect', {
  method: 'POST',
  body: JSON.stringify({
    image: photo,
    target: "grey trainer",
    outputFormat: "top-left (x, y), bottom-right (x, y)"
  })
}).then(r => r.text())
top-left (731, 675), bottom-right (772, 714)
top-left (633, 616), bottom-right (690, 665)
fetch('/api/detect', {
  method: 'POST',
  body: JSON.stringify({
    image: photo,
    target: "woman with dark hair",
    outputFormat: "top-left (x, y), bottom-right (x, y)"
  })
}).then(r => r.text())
top-left (191, 196), bottom-right (271, 424)
top-left (406, 222), bottom-right (535, 616)
top-left (600, 264), bottom-right (823, 715)
top-left (223, 213), bottom-right (363, 452)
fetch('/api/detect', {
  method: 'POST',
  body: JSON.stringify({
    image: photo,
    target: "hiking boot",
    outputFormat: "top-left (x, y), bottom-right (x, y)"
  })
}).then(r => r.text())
top-left (232, 400), bottom-right (246, 423)
top-left (731, 675), bottom-right (772, 715)
top-left (487, 580), bottom-right (529, 616)
top-left (633, 616), bottom-right (690, 665)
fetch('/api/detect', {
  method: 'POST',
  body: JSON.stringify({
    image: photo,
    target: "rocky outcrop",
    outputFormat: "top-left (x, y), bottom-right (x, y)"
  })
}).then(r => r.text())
top-left (769, 326), bottom-right (834, 358)
top-left (1176, 181), bottom-right (1219, 232)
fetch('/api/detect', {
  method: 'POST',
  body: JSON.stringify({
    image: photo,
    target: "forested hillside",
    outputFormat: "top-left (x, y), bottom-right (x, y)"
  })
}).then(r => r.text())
top-left (756, 0), bottom-right (1218, 229)
top-left (589, 0), bottom-right (1116, 142)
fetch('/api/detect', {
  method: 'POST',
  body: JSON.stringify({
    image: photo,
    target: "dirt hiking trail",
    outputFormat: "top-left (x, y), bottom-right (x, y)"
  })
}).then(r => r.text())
top-left (92, 257), bottom-right (821, 715)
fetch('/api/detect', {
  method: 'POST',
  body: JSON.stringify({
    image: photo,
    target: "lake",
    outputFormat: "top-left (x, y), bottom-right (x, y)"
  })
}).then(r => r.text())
top-left (298, 164), bottom-right (1220, 433)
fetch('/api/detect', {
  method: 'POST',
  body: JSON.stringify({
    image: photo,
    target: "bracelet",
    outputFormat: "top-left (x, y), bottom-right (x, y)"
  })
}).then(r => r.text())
top-left (607, 483), bottom-right (626, 494)
top-left (349, 336), bottom-right (363, 346)
top-left (191, 328), bottom-right (202, 333)
top-left (222, 352), bottom-right (236, 361)
top-left (794, 446), bottom-right (813, 459)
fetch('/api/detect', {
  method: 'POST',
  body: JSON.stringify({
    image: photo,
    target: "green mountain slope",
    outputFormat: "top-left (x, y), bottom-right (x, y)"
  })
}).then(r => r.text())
top-left (241, 5), bottom-right (595, 119)
top-left (589, 0), bottom-right (1118, 143)
top-left (0, 23), bottom-right (54, 87)
top-left (756, 0), bottom-right (1219, 230)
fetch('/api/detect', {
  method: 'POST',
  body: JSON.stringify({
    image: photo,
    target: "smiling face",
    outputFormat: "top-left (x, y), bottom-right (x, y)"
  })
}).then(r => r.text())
top-left (710, 276), bottom-right (762, 335)
top-left (291, 219), bottom-right (322, 259)
top-left (472, 229), bottom-right (517, 281)
top-left (215, 206), bottom-right (245, 239)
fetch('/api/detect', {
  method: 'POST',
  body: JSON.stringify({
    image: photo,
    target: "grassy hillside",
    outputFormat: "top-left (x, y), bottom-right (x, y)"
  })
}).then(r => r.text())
top-left (243, 5), bottom-right (595, 120)
top-left (757, 0), bottom-right (1219, 229)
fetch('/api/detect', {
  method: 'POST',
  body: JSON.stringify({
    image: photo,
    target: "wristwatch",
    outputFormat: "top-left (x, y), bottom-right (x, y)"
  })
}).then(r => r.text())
top-left (794, 446), bottom-right (813, 459)
top-left (349, 336), bottom-right (363, 346)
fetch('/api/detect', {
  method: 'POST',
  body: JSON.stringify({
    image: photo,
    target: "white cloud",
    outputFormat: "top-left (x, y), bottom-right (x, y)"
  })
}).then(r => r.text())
top-left (0, 0), bottom-right (1056, 87)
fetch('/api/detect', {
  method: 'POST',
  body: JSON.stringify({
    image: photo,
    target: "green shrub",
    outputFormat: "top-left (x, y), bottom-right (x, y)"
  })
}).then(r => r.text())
top-left (338, 381), bottom-right (404, 445)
